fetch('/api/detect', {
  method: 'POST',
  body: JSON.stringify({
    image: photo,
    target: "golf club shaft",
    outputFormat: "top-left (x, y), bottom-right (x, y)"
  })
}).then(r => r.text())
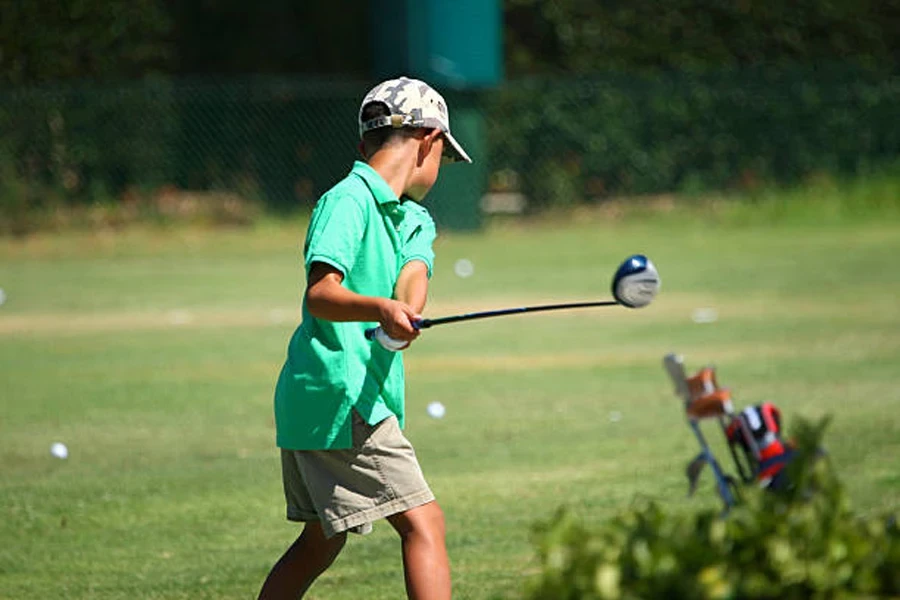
top-left (419, 300), bottom-right (619, 328)
top-left (364, 300), bottom-right (619, 339)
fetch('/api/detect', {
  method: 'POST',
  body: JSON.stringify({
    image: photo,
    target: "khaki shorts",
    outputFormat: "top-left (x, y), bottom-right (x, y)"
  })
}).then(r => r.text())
top-left (281, 411), bottom-right (434, 538)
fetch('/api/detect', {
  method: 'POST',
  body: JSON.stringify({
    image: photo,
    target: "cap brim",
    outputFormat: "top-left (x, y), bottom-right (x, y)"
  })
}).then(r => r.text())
top-left (443, 131), bottom-right (472, 164)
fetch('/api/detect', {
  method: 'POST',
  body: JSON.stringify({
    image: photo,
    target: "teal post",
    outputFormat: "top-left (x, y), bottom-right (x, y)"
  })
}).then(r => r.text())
top-left (369, 0), bottom-right (502, 230)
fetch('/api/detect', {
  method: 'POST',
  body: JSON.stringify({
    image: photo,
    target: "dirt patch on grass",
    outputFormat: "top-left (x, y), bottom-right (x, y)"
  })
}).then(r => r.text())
top-left (1, 291), bottom-right (894, 336)
top-left (0, 307), bottom-right (301, 336)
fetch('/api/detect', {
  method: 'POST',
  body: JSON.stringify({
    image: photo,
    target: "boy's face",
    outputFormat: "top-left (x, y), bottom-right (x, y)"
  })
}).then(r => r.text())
top-left (405, 130), bottom-right (445, 202)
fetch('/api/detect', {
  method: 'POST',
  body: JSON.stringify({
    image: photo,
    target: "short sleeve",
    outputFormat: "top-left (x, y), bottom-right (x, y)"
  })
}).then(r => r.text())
top-left (399, 203), bottom-right (437, 278)
top-left (303, 193), bottom-right (367, 277)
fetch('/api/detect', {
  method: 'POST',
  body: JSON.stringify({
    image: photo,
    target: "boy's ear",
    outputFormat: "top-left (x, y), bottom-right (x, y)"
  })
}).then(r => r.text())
top-left (425, 128), bottom-right (443, 145)
top-left (418, 129), bottom-right (442, 164)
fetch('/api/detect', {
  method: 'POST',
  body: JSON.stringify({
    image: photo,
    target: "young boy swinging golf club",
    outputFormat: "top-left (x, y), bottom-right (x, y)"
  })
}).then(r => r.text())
top-left (257, 77), bottom-right (471, 600)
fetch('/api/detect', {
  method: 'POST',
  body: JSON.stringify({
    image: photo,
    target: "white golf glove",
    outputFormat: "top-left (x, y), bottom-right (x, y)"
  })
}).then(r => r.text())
top-left (372, 327), bottom-right (410, 352)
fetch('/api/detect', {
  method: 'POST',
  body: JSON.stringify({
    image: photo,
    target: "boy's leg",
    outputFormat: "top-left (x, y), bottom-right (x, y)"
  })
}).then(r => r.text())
top-left (257, 521), bottom-right (347, 600)
top-left (387, 500), bottom-right (451, 600)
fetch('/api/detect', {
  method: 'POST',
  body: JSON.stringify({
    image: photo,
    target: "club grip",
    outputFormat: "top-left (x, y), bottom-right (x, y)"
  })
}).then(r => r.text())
top-left (364, 319), bottom-right (428, 340)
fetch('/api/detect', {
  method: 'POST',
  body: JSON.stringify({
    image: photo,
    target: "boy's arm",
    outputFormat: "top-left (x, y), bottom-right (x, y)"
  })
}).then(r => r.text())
top-left (306, 262), bottom-right (421, 341)
top-left (394, 260), bottom-right (429, 314)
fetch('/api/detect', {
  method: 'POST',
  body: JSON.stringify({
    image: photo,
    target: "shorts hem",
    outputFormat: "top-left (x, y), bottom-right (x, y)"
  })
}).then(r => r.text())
top-left (324, 489), bottom-right (435, 538)
top-left (286, 510), bottom-right (318, 523)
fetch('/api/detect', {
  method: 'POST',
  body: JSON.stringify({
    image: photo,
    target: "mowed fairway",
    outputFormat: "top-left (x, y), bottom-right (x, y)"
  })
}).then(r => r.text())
top-left (1, 214), bottom-right (899, 599)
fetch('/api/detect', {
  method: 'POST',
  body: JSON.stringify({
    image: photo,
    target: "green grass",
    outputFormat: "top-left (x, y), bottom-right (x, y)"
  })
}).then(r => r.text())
top-left (1, 206), bottom-right (899, 599)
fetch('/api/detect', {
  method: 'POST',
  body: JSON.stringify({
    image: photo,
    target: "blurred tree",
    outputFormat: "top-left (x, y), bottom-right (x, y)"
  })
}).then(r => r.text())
top-left (0, 0), bottom-right (369, 85)
top-left (3, 0), bottom-right (896, 83)
top-left (505, 0), bottom-right (900, 75)
top-left (0, 0), bottom-right (173, 85)
top-left (164, 0), bottom-right (368, 77)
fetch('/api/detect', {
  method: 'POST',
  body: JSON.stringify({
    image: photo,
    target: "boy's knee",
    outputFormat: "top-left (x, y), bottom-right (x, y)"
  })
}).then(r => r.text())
top-left (389, 501), bottom-right (446, 541)
top-left (297, 522), bottom-right (346, 568)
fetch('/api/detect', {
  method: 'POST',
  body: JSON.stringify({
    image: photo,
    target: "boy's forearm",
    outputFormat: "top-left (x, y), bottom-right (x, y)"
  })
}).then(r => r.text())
top-left (306, 275), bottom-right (387, 322)
top-left (394, 261), bottom-right (429, 314)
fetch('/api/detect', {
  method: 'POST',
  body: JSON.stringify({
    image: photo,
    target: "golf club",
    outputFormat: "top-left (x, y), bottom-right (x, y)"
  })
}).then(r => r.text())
top-left (365, 254), bottom-right (660, 340)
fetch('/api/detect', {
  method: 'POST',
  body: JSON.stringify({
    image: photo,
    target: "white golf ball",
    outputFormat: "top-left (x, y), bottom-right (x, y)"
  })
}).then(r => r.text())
top-left (50, 442), bottom-right (68, 459)
top-left (0, 288), bottom-right (6, 306)
top-left (691, 307), bottom-right (719, 324)
top-left (453, 259), bottom-right (474, 278)
top-left (609, 411), bottom-right (622, 423)
top-left (426, 401), bottom-right (446, 419)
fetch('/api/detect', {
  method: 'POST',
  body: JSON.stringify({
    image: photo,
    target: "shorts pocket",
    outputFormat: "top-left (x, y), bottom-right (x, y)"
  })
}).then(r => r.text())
top-left (351, 410), bottom-right (375, 449)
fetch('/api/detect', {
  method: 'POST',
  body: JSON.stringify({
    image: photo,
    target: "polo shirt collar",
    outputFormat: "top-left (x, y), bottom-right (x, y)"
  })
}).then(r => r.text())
top-left (351, 161), bottom-right (400, 206)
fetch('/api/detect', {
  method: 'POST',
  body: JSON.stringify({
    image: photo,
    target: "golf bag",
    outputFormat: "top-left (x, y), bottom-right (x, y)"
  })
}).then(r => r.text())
top-left (663, 353), bottom-right (796, 508)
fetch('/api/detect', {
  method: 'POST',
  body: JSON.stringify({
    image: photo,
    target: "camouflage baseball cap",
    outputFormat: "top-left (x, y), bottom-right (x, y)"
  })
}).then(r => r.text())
top-left (359, 77), bottom-right (472, 164)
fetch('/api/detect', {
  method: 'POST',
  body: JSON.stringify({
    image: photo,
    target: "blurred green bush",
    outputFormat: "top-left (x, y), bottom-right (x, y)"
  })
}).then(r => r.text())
top-left (489, 67), bottom-right (900, 210)
top-left (522, 416), bottom-right (900, 599)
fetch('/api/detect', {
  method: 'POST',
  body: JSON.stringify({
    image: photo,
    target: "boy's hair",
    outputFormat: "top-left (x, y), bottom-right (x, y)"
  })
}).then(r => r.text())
top-left (360, 101), bottom-right (424, 158)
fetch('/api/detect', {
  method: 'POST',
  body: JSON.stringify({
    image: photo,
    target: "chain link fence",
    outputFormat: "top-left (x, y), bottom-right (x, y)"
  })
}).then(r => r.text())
top-left (1, 68), bottom-right (898, 232)
top-left (487, 68), bottom-right (900, 211)
top-left (0, 79), bottom-right (361, 216)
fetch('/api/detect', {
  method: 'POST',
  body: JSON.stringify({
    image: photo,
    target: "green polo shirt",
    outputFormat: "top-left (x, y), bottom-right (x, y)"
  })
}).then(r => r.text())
top-left (274, 161), bottom-right (437, 450)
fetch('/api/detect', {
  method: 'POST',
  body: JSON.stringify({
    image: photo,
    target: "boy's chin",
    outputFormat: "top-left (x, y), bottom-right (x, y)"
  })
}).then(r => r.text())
top-left (402, 187), bottom-right (429, 203)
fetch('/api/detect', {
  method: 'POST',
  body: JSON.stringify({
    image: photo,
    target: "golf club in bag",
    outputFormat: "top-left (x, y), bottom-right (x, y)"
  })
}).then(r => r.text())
top-left (664, 353), bottom-right (797, 509)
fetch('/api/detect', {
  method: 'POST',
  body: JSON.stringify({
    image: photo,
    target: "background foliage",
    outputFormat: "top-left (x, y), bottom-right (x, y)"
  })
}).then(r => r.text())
top-left (524, 417), bottom-right (900, 599)
top-left (4, 0), bottom-right (899, 85)
top-left (505, 0), bottom-right (900, 75)
top-left (0, 0), bottom-right (172, 85)
top-left (2, 68), bottom-right (898, 230)
top-left (488, 67), bottom-right (900, 209)
top-left (2, 1), bottom-right (899, 227)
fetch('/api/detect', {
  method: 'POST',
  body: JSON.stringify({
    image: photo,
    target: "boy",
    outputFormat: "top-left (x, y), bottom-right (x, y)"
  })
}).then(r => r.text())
top-left (257, 77), bottom-right (472, 600)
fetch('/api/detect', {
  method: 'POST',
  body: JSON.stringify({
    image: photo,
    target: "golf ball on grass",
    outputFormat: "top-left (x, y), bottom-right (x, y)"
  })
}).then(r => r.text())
top-left (453, 259), bottom-right (474, 278)
top-left (50, 442), bottom-right (68, 459)
top-left (0, 288), bottom-right (6, 306)
top-left (692, 307), bottom-right (719, 324)
top-left (426, 401), bottom-right (446, 419)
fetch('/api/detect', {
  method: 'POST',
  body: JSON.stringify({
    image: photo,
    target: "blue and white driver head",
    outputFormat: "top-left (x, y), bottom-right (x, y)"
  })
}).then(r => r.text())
top-left (611, 254), bottom-right (661, 308)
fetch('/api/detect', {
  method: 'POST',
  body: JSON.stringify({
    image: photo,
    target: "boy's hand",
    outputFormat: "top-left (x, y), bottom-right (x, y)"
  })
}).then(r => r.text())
top-left (371, 327), bottom-right (410, 352)
top-left (378, 299), bottom-right (421, 342)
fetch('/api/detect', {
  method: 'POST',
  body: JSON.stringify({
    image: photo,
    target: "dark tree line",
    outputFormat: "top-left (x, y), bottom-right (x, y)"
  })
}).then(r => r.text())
top-left (0, 0), bottom-right (369, 85)
top-left (505, 0), bottom-right (900, 74)
top-left (2, 0), bottom-right (898, 85)
top-left (0, 0), bottom-right (172, 85)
